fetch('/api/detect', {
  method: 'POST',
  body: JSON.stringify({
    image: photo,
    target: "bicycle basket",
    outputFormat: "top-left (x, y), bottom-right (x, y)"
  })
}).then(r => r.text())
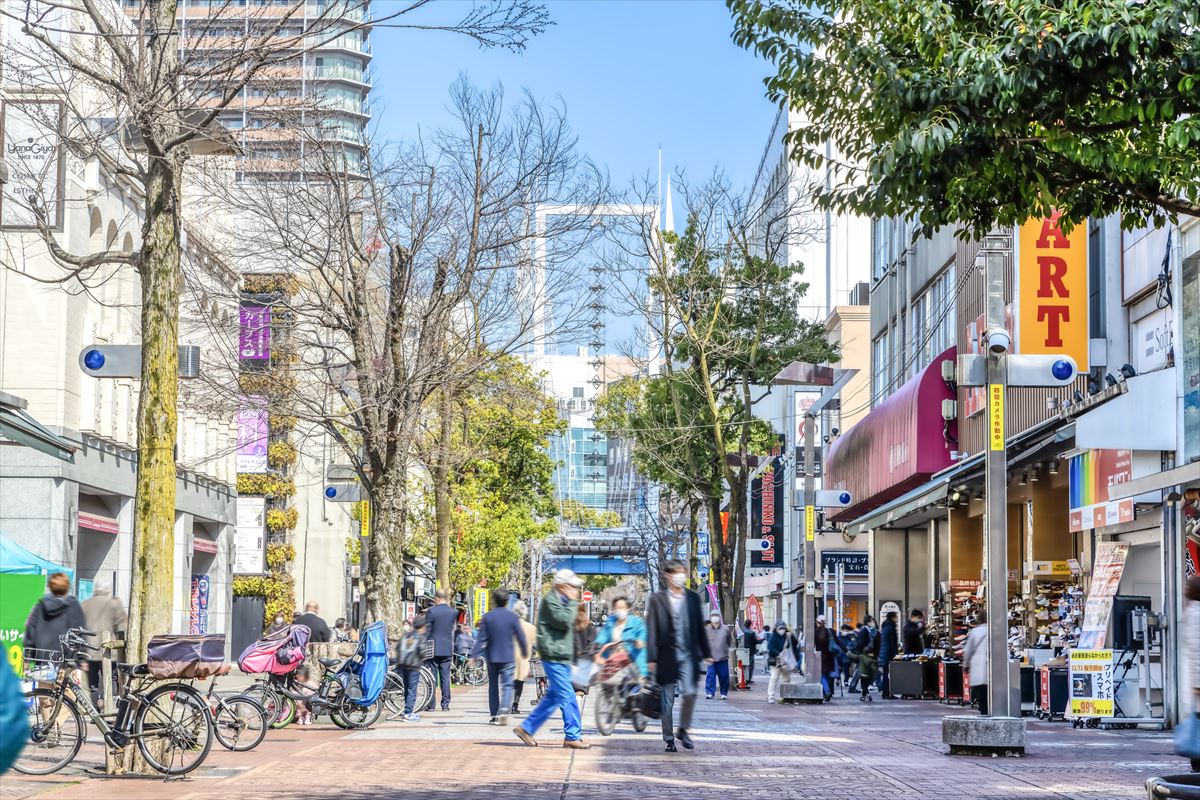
top-left (147, 634), bottom-right (226, 679)
top-left (21, 649), bottom-right (61, 683)
top-left (421, 640), bottom-right (435, 659)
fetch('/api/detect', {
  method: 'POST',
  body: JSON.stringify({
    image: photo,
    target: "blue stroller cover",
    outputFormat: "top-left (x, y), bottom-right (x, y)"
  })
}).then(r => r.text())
top-left (346, 621), bottom-right (389, 706)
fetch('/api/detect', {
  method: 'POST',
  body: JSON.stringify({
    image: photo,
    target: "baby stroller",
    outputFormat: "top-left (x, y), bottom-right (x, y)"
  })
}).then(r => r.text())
top-left (592, 640), bottom-right (649, 735)
top-left (238, 624), bottom-right (311, 726)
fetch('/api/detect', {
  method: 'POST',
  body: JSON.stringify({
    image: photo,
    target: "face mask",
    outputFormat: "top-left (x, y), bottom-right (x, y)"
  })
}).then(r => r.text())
top-left (615, 609), bottom-right (628, 620)
top-left (274, 617), bottom-right (284, 625)
top-left (710, 616), bottom-right (721, 625)
top-left (668, 572), bottom-right (686, 588)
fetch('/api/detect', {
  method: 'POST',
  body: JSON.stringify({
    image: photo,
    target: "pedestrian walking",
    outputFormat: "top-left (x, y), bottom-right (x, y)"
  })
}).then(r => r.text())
top-left (739, 618), bottom-right (760, 686)
top-left (394, 614), bottom-right (429, 722)
top-left (295, 601), bottom-right (332, 643)
top-left (837, 623), bottom-right (856, 687)
top-left (514, 569), bottom-right (590, 749)
top-left (510, 600), bottom-right (539, 714)
top-left (1176, 577), bottom-right (1200, 771)
top-left (766, 621), bottom-right (799, 704)
top-left (593, 596), bottom-right (647, 677)
top-left (902, 608), bottom-right (927, 655)
top-left (855, 616), bottom-right (879, 702)
top-left (879, 611), bottom-right (899, 698)
top-left (703, 612), bottom-right (733, 700)
top-left (80, 581), bottom-right (126, 704)
top-left (813, 615), bottom-right (838, 701)
top-left (962, 608), bottom-right (989, 715)
top-left (471, 588), bottom-right (528, 726)
top-left (646, 560), bottom-right (711, 752)
top-left (426, 589), bottom-right (458, 711)
top-left (572, 602), bottom-right (596, 709)
top-left (24, 573), bottom-right (86, 658)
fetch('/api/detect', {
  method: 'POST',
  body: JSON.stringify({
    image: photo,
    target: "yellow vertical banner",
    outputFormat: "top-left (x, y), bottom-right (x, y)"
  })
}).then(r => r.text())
top-left (805, 505), bottom-right (816, 542)
top-left (989, 384), bottom-right (1005, 451)
top-left (360, 500), bottom-right (370, 538)
top-left (1018, 213), bottom-right (1089, 369)
top-left (473, 587), bottom-right (488, 625)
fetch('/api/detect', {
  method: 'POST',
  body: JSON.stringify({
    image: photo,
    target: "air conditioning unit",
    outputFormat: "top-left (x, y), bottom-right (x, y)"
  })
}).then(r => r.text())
top-left (849, 281), bottom-right (870, 306)
top-left (941, 399), bottom-right (957, 421)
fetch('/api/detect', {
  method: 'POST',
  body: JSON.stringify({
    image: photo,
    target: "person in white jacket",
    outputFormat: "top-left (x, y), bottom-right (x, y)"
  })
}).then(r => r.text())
top-left (961, 608), bottom-right (989, 715)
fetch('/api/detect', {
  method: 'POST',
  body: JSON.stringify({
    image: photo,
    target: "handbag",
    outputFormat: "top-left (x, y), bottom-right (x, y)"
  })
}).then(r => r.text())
top-left (779, 646), bottom-right (798, 672)
top-left (571, 657), bottom-right (599, 691)
top-left (1175, 714), bottom-right (1200, 759)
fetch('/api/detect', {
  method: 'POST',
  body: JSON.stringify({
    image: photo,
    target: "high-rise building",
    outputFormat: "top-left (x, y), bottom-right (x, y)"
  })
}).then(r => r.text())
top-left (123, 0), bottom-right (372, 176)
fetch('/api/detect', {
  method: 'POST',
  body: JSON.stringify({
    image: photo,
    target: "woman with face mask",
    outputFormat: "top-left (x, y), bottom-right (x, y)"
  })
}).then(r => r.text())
top-left (593, 596), bottom-right (648, 676)
top-left (766, 621), bottom-right (799, 704)
top-left (267, 612), bottom-right (289, 635)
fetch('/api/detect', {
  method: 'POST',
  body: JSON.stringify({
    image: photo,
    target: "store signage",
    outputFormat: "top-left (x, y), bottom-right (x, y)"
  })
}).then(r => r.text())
top-left (473, 587), bottom-right (488, 625)
top-left (1068, 449), bottom-right (1135, 532)
top-left (1033, 561), bottom-right (1072, 577)
top-left (189, 574), bottom-right (210, 636)
top-left (805, 505), bottom-right (815, 542)
top-left (235, 397), bottom-right (269, 474)
top-left (78, 511), bottom-right (118, 535)
top-left (1078, 542), bottom-right (1129, 648)
top-left (233, 496), bottom-right (266, 575)
top-left (360, 500), bottom-right (370, 538)
top-left (192, 537), bottom-right (219, 555)
top-left (750, 437), bottom-right (785, 569)
top-left (1, 99), bottom-right (65, 229)
top-left (238, 304), bottom-right (271, 363)
top-left (745, 595), bottom-right (763, 632)
top-left (820, 551), bottom-right (870, 578)
top-left (1069, 649), bottom-right (1114, 717)
top-left (1017, 212), bottom-right (1089, 370)
top-left (1, 574), bottom-right (46, 675)
top-left (988, 384), bottom-right (1004, 450)
top-left (1132, 306), bottom-right (1174, 374)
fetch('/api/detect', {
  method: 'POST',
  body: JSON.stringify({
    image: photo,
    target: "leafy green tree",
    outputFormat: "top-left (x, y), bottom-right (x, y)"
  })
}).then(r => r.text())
top-left (450, 475), bottom-right (557, 593)
top-left (728, 0), bottom-right (1200, 234)
top-left (558, 498), bottom-right (623, 529)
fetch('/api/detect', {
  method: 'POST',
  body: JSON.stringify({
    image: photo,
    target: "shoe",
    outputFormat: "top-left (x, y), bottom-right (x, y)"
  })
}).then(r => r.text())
top-left (767, 698), bottom-right (776, 704)
top-left (511, 706), bottom-right (520, 715)
top-left (720, 695), bottom-right (728, 701)
top-left (676, 729), bottom-right (694, 750)
top-left (664, 741), bottom-right (678, 753)
top-left (497, 715), bottom-right (509, 726)
top-left (562, 739), bottom-right (592, 750)
top-left (705, 694), bottom-right (714, 700)
top-left (402, 713), bottom-right (421, 722)
top-left (488, 717), bottom-right (499, 725)
top-left (514, 727), bottom-right (538, 747)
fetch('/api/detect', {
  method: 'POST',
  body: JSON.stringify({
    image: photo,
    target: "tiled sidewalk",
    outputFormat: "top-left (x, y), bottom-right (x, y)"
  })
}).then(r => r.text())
top-left (3, 680), bottom-right (1187, 799)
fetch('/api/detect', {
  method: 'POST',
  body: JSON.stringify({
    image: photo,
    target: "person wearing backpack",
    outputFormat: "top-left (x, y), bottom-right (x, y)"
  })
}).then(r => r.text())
top-left (396, 614), bottom-right (429, 722)
top-left (856, 616), bottom-right (879, 702)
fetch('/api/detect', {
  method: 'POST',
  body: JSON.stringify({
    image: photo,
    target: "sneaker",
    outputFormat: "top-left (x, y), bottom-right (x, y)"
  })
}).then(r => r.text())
top-left (720, 695), bottom-right (727, 701)
top-left (664, 740), bottom-right (678, 753)
top-left (705, 694), bottom-right (714, 700)
top-left (488, 717), bottom-right (499, 725)
top-left (767, 699), bottom-right (776, 704)
top-left (402, 713), bottom-right (421, 722)
top-left (497, 715), bottom-right (509, 727)
top-left (676, 729), bottom-right (694, 750)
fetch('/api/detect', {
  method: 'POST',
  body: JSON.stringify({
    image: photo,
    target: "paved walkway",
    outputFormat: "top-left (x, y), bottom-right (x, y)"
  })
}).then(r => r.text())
top-left (3, 680), bottom-right (1187, 799)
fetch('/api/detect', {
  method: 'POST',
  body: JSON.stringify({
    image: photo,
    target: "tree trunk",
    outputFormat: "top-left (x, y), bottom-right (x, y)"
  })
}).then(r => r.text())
top-left (434, 387), bottom-right (453, 595)
top-left (687, 502), bottom-right (700, 589)
top-left (125, 151), bottom-right (184, 660)
top-left (367, 474), bottom-right (406, 627)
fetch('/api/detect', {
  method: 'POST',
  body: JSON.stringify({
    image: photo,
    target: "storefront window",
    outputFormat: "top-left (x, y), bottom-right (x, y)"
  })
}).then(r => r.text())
top-left (872, 332), bottom-right (889, 404)
top-left (1182, 223), bottom-right (1199, 464)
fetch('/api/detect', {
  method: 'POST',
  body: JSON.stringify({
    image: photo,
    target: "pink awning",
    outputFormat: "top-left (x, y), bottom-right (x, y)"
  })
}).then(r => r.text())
top-left (193, 538), bottom-right (219, 554)
top-left (78, 512), bottom-right (118, 535)
top-left (825, 347), bottom-right (957, 523)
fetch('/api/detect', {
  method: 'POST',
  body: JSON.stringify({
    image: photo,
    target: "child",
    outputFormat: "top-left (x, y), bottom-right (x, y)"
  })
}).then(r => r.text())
top-left (293, 664), bottom-right (318, 725)
top-left (395, 614), bottom-right (429, 722)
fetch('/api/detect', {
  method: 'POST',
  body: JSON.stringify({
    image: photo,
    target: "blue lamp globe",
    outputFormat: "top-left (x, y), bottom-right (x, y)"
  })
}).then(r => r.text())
top-left (324, 486), bottom-right (338, 499)
top-left (838, 491), bottom-right (852, 505)
top-left (1051, 359), bottom-right (1073, 381)
top-left (83, 349), bottom-right (105, 371)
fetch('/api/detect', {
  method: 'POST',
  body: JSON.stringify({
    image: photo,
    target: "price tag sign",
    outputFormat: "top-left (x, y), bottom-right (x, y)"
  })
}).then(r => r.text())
top-left (1069, 649), bottom-right (1114, 717)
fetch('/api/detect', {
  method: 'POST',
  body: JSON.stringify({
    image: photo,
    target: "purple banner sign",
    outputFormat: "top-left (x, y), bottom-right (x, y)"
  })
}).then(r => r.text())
top-left (239, 305), bottom-right (271, 361)
top-left (236, 397), bottom-right (268, 474)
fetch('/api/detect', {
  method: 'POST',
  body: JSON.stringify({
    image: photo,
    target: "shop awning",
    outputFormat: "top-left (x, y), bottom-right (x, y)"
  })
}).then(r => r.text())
top-left (825, 347), bottom-right (956, 523)
top-left (0, 534), bottom-right (73, 577)
top-left (1107, 462), bottom-right (1200, 500)
top-left (1074, 369), bottom-right (1176, 451)
top-left (0, 392), bottom-right (76, 463)
top-left (845, 475), bottom-right (951, 534)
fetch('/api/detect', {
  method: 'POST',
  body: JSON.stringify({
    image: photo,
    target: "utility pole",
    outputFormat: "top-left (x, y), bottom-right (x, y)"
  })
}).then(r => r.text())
top-left (801, 405), bottom-right (818, 689)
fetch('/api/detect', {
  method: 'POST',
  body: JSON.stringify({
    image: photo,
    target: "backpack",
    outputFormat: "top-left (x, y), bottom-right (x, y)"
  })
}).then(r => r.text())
top-left (396, 631), bottom-right (426, 668)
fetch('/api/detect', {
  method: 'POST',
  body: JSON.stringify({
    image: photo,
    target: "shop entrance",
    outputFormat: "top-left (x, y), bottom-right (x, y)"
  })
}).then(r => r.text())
top-left (75, 493), bottom-right (122, 599)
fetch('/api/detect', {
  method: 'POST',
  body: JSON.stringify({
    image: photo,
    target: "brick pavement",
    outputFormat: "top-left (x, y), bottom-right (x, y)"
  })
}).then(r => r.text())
top-left (3, 680), bottom-right (1188, 799)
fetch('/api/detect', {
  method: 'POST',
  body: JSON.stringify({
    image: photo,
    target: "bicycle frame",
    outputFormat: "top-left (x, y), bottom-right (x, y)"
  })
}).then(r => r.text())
top-left (32, 663), bottom-right (155, 749)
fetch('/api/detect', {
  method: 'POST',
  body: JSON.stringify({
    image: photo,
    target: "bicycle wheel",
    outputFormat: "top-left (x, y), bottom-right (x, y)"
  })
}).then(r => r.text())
top-left (134, 683), bottom-right (214, 776)
top-left (212, 695), bottom-right (268, 752)
top-left (330, 698), bottom-right (382, 729)
top-left (466, 660), bottom-right (487, 687)
top-left (13, 688), bottom-right (85, 775)
top-left (271, 693), bottom-right (298, 728)
top-left (381, 670), bottom-right (406, 716)
top-left (593, 687), bottom-right (617, 736)
top-left (241, 681), bottom-right (284, 725)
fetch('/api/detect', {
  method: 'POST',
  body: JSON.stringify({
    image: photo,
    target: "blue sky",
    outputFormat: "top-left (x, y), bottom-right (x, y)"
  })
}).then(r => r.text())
top-left (368, 0), bottom-right (781, 190)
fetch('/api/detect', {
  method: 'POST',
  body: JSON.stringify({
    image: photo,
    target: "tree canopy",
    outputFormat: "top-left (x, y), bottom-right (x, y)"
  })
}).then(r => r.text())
top-left (728, 0), bottom-right (1200, 235)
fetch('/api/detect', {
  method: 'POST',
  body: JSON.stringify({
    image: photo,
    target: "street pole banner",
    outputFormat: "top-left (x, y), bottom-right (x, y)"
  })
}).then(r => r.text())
top-left (1017, 212), bottom-right (1089, 370)
top-left (1078, 542), bottom-right (1129, 648)
top-left (235, 396), bottom-right (269, 473)
top-left (190, 574), bottom-right (210, 635)
top-left (473, 588), bottom-right (488, 625)
top-left (745, 595), bottom-right (763, 632)
top-left (706, 583), bottom-right (720, 613)
top-left (360, 500), bottom-right (370, 538)
top-left (1069, 649), bottom-right (1114, 717)
top-left (751, 436), bottom-right (785, 569)
top-left (238, 304), bottom-right (271, 364)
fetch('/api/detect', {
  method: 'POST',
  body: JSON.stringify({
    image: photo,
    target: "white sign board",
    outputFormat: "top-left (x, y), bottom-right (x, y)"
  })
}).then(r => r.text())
top-left (1, 99), bottom-right (64, 229)
top-left (233, 496), bottom-right (266, 574)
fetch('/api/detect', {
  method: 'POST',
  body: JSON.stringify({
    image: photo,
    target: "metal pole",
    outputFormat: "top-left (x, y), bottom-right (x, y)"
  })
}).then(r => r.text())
top-left (802, 409), bottom-right (817, 682)
top-left (983, 243), bottom-right (1013, 718)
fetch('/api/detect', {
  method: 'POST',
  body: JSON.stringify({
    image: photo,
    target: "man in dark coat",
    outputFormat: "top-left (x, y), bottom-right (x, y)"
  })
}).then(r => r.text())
top-left (879, 611), bottom-right (900, 698)
top-left (813, 615), bottom-right (839, 701)
top-left (294, 600), bottom-right (332, 642)
top-left (24, 572), bottom-right (86, 658)
top-left (646, 560), bottom-right (711, 752)
top-left (470, 588), bottom-right (528, 726)
top-left (902, 609), bottom-right (927, 655)
top-left (425, 589), bottom-right (459, 710)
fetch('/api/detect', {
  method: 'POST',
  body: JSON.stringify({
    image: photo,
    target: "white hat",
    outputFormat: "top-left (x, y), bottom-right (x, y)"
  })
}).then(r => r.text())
top-left (553, 568), bottom-right (583, 588)
top-left (816, 614), bottom-right (827, 623)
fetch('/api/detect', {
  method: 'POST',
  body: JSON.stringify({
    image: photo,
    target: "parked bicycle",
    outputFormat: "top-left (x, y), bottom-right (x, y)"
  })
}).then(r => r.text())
top-left (381, 663), bottom-right (435, 719)
top-left (199, 669), bottom-right (268, 751)
top-left (451, 653), bottom-right (486, 686)
top-left (15, 628), bottom-right (214, 776)
top-left (278, 621), bottom-right (388, 730)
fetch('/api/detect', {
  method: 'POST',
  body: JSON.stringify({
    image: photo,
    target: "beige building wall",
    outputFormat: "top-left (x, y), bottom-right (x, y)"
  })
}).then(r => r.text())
top-left (824, 305), bottom-right (871, 434)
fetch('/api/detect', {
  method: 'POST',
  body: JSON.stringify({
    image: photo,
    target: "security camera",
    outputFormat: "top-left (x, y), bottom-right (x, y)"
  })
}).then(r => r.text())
top-left (986, 329), bottom-right (1011, 355)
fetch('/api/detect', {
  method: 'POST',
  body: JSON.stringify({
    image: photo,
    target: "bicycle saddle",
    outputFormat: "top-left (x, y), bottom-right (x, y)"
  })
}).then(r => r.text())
top-left (318, 657), bottom-right (341, 668)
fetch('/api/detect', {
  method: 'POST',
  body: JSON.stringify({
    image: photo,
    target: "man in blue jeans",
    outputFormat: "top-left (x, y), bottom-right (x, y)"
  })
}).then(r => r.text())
top-left (471, 587), bottom-right (528, 726)
top-left (513, 569), bottom-right (591, 749)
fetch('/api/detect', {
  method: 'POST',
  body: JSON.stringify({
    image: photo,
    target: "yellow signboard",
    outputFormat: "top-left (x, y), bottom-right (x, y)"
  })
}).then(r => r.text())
top-left (805, 506), bottom-right (815, 542)
top-left (473, 587), bottom-right (488, 625)
top-left (988, 384), bottom-right (1005, 451)
top-left (1018, 213), bottom-right (1089, 370)
top-left (360, 500), bottom-right (370, 538)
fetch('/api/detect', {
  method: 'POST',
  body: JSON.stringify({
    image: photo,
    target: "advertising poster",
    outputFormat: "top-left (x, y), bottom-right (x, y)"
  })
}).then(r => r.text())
top-left (750, 436), bottom-right (785, 569)
top-left (1, 99), bottom-right (64, 229)
top-left (473, 588), bottom-right (488, 626)
top-left (235, 397), bottom-right (269, 473)
top-left (1069, 649), bottom-right (1114, 717)
top-left (233, 496), bottom-right (266, 575)
top-left (238, 304), bottom-right (271, 363)
top-left (190, 574), bottom-right (210, 635)
top-left (745, 595), bottom-right (763, 632)
top-left (1078, 542), bottom-right (1129, 648)
top-left (0, 574), bottom-right (47, 675)
top-left (1068, 449), bottom-right (1134, 532)
top-left (1017, 212), bottom-right (1089, 370)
